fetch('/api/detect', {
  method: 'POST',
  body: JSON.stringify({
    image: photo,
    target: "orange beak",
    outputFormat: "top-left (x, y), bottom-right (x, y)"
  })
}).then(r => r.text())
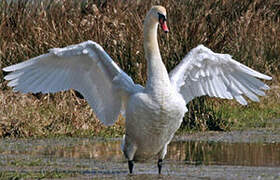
top-left (158, 13), bottom-right (169, 33)
top-left (160, 19), bottom-right (169, 33)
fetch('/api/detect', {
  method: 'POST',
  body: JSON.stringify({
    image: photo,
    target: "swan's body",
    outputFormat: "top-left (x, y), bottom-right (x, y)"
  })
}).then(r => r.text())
top-left (124, 86), bottom-right (186, 161)
top-left (3, 6), bottom-right (271, 174)
top-left (122, 6), bottom-right (187, 163)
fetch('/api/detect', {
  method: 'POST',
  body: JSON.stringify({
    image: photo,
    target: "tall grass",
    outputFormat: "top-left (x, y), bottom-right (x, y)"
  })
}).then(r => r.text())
top-left (0, 0), bottom-right (279, 137)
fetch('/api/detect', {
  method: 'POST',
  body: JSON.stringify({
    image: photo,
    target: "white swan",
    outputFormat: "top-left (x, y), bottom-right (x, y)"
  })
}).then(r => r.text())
top-left (3, 6), bottom-right (271, 174)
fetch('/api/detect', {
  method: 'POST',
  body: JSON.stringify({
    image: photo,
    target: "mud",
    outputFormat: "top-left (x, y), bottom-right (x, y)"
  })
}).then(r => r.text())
top-left (0, 129), bottom-right (280, 179)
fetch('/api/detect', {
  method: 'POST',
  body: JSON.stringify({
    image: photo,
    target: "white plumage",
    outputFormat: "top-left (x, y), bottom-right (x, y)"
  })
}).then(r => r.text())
top-left (3, 6), bottom-right (271, 174)
top-left (169, 45), bottom-right (271, 105)
top-left (4, 41), bottom-right (142, 126)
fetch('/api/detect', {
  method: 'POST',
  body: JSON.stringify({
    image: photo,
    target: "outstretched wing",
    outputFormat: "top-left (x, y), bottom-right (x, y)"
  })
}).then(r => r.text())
top-left (3, 40), bottom-right (142, 125)
top-left (169, 45), bottom-right (272, 105)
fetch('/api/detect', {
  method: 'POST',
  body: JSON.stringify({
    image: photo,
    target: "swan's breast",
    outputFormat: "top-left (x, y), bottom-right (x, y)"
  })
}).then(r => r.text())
top-left (125, 90), bottom-right (187, 160)
top-left (127, 91), bottom-right (186, 125)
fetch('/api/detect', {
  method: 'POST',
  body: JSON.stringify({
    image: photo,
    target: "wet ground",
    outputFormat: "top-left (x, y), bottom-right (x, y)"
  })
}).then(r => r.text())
top-left (0, 129), bottom-right (280, 179)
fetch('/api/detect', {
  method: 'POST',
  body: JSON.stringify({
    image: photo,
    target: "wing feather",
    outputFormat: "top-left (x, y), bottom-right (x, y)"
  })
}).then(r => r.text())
top-left (169, 45), bottom-right (271, 105)
top-left (234, 71), bottom-right (266, 96)
top-left (3, 40), bottom-right (142, 125)
top-left (229, 73), bottom-right (260, 102)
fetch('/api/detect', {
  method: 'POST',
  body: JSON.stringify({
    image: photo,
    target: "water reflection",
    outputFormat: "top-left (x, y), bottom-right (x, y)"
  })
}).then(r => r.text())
top-left (167, 141), bottom-right (280, 167)
top-left (40, 140), bottom-right (123, 161)
top-left (2, 138), bottom-right (280, 167)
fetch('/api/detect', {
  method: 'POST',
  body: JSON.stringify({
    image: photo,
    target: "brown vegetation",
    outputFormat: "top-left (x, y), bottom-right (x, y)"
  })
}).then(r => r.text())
top-left (0, 0), bottom-right (279, 137)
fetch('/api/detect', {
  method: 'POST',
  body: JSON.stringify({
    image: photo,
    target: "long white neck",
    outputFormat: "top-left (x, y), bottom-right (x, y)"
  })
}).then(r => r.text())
top-left (143, 15), bottom-right (171, 92)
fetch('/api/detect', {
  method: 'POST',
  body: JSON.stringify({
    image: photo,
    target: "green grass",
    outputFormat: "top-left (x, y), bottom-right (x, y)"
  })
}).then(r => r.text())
top-left (0, 170), bottom-right (79, 180)
top-left (219, 100), bottom-right (280, 130)
top-left (179, 85), bottom-right (280, 133)
top-left (0, 157), bottom-right (81, 179)
top-left (8, 159), bottom-right (44, 167)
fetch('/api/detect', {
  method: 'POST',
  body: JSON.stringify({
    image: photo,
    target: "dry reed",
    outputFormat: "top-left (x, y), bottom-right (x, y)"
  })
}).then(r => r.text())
top-left (0, 0), bottom-right (279, 137)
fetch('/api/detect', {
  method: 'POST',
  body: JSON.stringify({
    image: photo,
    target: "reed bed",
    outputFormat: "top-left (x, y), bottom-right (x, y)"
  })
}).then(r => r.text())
top-left (0, 0), bottom-right (279, 137)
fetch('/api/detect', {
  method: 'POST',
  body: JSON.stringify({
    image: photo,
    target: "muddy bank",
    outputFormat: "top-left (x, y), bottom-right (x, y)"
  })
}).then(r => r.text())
top-left (175, 128), bottom-right (280, 143)
top-left (0, 129), bottom-right (280, 179)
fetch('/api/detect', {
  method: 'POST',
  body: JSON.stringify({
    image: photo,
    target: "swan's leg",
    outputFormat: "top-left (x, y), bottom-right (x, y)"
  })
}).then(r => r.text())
top-left (158, 159), bottom-right (163, 174)
top-left (126, 145), bottom-right (137, 174)
top-left (157, 143), bottom-right (168, 174)
top-left (128, 160), bottom-right (134, 174)
top-left (121, 135), bottom-right (137, 174)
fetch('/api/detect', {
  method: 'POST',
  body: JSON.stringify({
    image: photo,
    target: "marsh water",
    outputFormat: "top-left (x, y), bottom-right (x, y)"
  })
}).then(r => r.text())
top-left (1, 130), bottom-right (280, 179)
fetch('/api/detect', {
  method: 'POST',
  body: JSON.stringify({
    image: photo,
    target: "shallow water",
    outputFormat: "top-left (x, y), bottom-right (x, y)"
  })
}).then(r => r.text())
top-left (1, 130), bottom-right (280, 179)
top-left (2, 139), bottom-right (279, 167)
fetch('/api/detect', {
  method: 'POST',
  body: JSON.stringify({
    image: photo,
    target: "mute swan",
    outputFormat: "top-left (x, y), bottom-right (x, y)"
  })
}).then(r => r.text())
top-left (3, 6), bottom-right (271, 174)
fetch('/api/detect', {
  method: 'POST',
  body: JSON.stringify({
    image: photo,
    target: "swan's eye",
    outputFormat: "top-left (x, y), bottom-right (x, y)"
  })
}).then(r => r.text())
top-left (158, 13), bottom-right (169, 33)
top-left (158, 13), bottom-right (166, 23)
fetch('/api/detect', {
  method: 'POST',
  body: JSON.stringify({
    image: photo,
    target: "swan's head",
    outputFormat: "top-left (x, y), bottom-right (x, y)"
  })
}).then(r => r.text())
top-left (147, 6), bottom-right (169, 33)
